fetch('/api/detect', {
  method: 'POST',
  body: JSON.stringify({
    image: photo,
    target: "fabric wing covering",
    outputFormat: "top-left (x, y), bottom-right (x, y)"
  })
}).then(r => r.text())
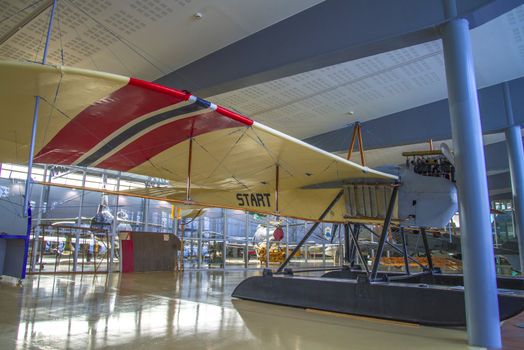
top-left (0, 61), bottom-right (397, 222)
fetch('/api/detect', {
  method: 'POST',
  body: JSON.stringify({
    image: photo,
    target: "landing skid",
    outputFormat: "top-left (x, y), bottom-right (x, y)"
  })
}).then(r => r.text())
top-left (232, 186), bottom-right (524, 327)
top-left (232, 273), bottom-right (524, 327)
top-left (322, 268), bottom-right (524, 291)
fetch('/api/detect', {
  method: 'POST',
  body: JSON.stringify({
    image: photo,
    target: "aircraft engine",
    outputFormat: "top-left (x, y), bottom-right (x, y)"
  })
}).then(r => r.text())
top-left (397, 167), bottom-right (458, 228)
top-left (345, 165), bottom-right (458, 229)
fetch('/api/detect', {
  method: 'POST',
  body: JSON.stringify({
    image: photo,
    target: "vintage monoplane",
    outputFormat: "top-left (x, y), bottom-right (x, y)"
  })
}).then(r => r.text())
top-left (1, 60), bottom-right (523, 326)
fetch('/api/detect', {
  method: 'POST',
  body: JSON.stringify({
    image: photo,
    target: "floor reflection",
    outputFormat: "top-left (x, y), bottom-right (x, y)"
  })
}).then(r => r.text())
top-left (0, 271), bottom-right (472, 349)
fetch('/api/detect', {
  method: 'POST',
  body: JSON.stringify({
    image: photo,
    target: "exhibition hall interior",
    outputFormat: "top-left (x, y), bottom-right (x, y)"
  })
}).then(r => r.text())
top-left (0, 0), bottom-right (524, 349)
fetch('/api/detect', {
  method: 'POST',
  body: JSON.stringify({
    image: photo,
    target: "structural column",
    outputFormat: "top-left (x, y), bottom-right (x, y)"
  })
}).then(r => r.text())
top-left (23, 0), bottom-right (57, 217)
top-left (222, 209), bottom-right (227, 269)
top-left (143, 198), bottom-right (150, 231)
top-left (73, 169), bottom-right (86, 272)
top-left (503, 83), bottom-right (524, 274)
top-left (441, 18), bottom-right (501, 348)
top-left (30, 165), bottom-right (48, 272)
top-left (506, 125), bottom-right (524, 271)
top-left (266, 223), bottom-right (270, 268)
top-left (110, 173), bottom-right (121, 272)
top-left (244, 213), bottom-right (249, 268)
top-left (197, 216), bottom-right (202, 269)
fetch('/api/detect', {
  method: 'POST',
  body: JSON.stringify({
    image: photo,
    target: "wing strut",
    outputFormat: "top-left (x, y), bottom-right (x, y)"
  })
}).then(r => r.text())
top-left (276, 189), bottom-right (344, 273)
top-left (275, 164), bottom-right (280, 214)
top-left (400, 227), bottom-right (411, 275)
top-left (346, 122), bottom-right (366, 166)
top-left (370, 185), bottom-right (398, 281)
top-left (421, 227), bottom-right (434, 270)
top-left (186, 137), bottom-right (193, 201)
top-left (20, 0), bottom-right (58, 282)
top-left (329, 224), bottom-right (339, 244)
top-left (23, 0), bottom-right (58, 216)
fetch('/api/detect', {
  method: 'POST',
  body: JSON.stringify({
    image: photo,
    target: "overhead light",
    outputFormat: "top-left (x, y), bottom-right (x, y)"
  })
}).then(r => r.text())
top-left (193, 12), bottom-right (203, 20)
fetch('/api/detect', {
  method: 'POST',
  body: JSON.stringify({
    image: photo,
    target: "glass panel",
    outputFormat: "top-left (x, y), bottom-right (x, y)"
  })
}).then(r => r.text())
top-left (28, 224), bottom-right (110, 273)
top-left (199, 210), bottom-right (224, 269)
top-left (225, 211), bottom-right (247, 269)
top-left (183, 239), bottom-right (200, 269)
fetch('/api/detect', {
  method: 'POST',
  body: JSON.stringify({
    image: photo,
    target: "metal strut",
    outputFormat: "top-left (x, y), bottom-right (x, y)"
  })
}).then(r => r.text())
top-left (421, 227), bottom-right (434, 271)
top-left (330, 224), bottom-right (339, 244)
top-left (348, 224), bottom-right (361, 266)
top-left (276, 189), bottom-right (344, 273)
top-left (361, 224), bottom-right (426, 270)
top-left (346, 122), bottom-right (366, 166)
top-left (348, 224), bottom-right (370, 275)
top-left (275, 164), bottom-right (280, 214)
top-left (344, 224), bottom-right (350, 263)
top-left (400, 227), bottom-right (411, 275)
top-left (370, 186), bottom-right (399, 281)
top-left (23, 0), bottom-right (58, 217)
top-left (186, 137), bottom-right (193, 201)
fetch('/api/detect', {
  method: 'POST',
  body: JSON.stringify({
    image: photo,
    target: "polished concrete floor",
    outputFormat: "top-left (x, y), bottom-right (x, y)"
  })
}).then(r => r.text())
top-left (0, 270), bottom-right (511, 349)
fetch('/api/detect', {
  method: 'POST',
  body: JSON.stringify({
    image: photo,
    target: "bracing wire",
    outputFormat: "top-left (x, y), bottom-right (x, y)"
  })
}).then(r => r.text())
top-left (106, 45), bottom-right (133, 76)
top-left (0, 0), bottom-right (45, 25)
top-left (199, 128), bottom-right (248, 180)
top-left (56, 0), bottom-right (65, 65)
top-left (39, 95), bottom-right (109, 144)
top-left (66, 0), bottom-right (166, 75)
top-left (70, 23), bottom-right (100, 70)
top-left (33, 2), bottom-right (53, 61)
top-left (39, 70), bottom-right (64, 152)
top-left (192, 135), bottom-right (252, 192)
top-left (246, 127), bottom-right (296, 180)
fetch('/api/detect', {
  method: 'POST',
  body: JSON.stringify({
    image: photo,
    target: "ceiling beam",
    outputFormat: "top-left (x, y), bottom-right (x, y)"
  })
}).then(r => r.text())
top-left (0, 0), bottom-right (53, 47)
top-left (156, 0), bottom-right (524, 97)
top-left (305, 78), bottom-right (524, 152)
top-left (488, 171), bottom-right (512, 190)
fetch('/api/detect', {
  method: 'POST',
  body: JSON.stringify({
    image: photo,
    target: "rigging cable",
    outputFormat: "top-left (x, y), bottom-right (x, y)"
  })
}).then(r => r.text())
top-left (67, 0), bottom-right (165, 75)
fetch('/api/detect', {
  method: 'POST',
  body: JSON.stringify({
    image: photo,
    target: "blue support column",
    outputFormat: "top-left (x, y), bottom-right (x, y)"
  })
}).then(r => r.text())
top-left (503, 83), bottom-right (524, 274)
top-left (20, 0), bottom-right (57, 282)
top-left (441, 18), bottom-right (501, 348)
top-left (23, 0), bottom-right (57, 216)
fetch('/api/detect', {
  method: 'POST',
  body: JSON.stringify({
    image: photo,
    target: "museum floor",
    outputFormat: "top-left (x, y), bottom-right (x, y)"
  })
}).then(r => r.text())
top-left (0, 271), bottom-right (522, 349)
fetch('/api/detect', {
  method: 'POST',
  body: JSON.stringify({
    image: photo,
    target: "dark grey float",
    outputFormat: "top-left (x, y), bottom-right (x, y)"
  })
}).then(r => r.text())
top-left (232, 272), bottom-right (524, 326)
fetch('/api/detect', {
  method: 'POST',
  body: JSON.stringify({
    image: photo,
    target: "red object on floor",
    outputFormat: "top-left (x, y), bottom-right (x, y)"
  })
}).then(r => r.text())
top-left (121, 239), bottom-right (134, 273)
top-left (273, 227), bottom-right (284, 241)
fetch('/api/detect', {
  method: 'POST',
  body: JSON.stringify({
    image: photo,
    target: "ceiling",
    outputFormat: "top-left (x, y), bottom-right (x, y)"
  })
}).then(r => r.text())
top-left (0, 0), bottom-right (323, 80)
top-left (210, 5), bottom-right (524, 139)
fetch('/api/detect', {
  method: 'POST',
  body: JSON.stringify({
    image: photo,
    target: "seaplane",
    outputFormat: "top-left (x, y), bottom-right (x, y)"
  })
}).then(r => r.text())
top-left (1, 60), bottom-right (524, 326)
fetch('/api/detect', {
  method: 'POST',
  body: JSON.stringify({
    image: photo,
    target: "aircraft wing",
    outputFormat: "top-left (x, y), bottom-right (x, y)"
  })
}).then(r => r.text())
top-left (0, 60), bottom-right (397, 222)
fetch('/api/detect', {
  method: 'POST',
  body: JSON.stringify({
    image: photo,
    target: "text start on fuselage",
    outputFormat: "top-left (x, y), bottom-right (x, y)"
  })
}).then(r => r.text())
top-left (236, 193), bottom-right (271, 207)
